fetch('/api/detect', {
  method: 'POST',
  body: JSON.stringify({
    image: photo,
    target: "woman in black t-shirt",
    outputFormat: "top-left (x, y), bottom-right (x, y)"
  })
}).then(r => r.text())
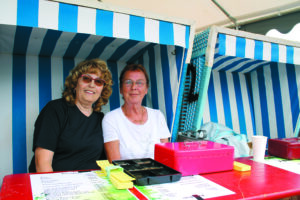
top-left (29, 58), bottom-right (112, 172)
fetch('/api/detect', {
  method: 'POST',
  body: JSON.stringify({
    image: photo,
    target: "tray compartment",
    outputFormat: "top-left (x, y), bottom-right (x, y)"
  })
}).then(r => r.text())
top-left (112, 158), bottom-right (182, 185)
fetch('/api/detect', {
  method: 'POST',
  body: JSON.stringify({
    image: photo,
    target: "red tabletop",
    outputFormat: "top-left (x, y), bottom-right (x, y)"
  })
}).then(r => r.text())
top-left (1, 158), bottom-right (300, 200)
top-left (0, 172), bottom-right (32, 200)
top-left (203, 157), bottom-right (300, 200)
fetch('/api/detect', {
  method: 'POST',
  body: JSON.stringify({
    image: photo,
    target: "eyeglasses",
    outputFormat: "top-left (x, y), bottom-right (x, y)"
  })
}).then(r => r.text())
top-left (80, 74), bottom-right (106, 87)
top-left (123, 79), bottom-right (146, 87)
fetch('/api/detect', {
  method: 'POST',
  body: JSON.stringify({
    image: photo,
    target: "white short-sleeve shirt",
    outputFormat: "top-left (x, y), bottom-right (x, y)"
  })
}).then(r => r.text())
top-left (102, 107), bottom-right (171, 159)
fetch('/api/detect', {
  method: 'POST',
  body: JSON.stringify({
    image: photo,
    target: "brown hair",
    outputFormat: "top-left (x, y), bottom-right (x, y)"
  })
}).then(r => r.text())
top-left (62, 58), bottom-right (113, 112)
top-left (119, 64), bottom-right (150, 88)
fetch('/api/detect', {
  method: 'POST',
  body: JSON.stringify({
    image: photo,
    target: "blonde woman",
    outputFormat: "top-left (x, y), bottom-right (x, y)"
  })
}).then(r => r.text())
top-left (29, 59), bottom-right (112, 172)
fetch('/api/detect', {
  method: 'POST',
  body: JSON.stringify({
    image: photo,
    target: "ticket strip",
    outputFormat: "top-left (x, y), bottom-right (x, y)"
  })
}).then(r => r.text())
top-left (96, 160), bottom-right (148, 199)
top-left (96, 160), bottom-right (135, 189)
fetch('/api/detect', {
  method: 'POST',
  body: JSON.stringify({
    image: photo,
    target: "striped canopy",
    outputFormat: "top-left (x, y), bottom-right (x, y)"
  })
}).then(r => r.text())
top-left (191, 26), bottom-right (300, 143)
top-left (0, 0), bottom-right (194, 178)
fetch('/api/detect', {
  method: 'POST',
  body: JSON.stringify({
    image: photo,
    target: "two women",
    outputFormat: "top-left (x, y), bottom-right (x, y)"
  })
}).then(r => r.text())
top-left (30, 61), bottom-right (169, 172)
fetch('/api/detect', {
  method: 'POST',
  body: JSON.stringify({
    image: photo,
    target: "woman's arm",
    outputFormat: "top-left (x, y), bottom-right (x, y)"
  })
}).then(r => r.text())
top-left (35, 147), bottom-right (54, 172)
top-left (104, 140), bottom-right (121, 163)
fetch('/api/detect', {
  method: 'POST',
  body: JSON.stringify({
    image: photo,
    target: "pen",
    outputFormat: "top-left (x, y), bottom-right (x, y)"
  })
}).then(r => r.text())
top-left (192, 194), bottom-right (204, 200)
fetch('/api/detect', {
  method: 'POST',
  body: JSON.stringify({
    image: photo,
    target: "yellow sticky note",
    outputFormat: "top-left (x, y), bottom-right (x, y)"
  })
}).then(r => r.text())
top-left (233, 161), bottom-right (251, 171)
top-left (110, 175), bottom-right (134, 189)
top-left (110, 171), bottom-right (135, 182)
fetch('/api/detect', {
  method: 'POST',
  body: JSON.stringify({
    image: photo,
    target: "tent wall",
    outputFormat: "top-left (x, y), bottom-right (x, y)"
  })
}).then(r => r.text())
top-left (191, 26), bottom-right (300, 142)
top-left (0, 0), bottom-right (194, 185)
top-left (203, 70), bottom-right (255, 137)
top-left (249, 63), bottom-right (299, 139)
top-left (138, 45), bottom-right (186, 128)
top-left (202, 62), bottom-right (300, 140)
top-left (0, 31), bottom-right (186, 177)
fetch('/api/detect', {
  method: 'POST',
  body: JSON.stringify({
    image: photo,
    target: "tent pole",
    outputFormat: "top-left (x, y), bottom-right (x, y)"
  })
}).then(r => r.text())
top-left (211, 0), bottom-right (239, 30)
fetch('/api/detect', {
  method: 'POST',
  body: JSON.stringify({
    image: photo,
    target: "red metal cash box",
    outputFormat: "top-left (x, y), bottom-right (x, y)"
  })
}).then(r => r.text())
top-left (268, 137), bottom-right (300, 159)
top-left (154, 141), bottom-right (234, 176)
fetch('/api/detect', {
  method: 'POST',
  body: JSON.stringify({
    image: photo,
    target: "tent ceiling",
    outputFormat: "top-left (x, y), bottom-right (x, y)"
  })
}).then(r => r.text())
top-left (94, 0), bottom-right (300, 32)
top-left (0, 24), bottom-right (159, 63)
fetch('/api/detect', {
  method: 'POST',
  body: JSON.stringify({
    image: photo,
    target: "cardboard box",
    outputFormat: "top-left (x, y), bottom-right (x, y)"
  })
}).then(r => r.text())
top-left (154, 141), bottom-right (234, 176)
top-left (268, 137), bottom-right (300, 159)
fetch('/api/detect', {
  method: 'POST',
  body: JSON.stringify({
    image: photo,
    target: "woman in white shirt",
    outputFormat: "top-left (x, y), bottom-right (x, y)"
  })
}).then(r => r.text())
top-left (102, 64), bottom-right (170, 162)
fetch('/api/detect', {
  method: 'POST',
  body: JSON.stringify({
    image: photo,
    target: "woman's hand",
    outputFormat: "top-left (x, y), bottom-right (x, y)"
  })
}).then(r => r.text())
top-left (104, 141), bottom-right (121, 163)
top-left (35, 147), bottom-right (54, 172)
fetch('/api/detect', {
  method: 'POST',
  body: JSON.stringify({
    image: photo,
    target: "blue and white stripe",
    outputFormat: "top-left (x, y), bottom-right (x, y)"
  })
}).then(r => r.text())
top-left (200, 31), bottom-right (300, 142)
top-left (1, 0), bottom-right (189, 48)
top-left (0, 0), bottom-right (192, 181)
top-left (213, 33), bottom-right (300, 72)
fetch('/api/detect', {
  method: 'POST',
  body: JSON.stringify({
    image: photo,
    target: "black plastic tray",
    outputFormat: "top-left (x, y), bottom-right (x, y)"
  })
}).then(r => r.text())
top-left (112, 158), bottom-right (182, 186)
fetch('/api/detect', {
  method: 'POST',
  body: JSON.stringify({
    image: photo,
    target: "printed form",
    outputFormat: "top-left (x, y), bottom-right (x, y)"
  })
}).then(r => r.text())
top-left (138, 175), bottom-right (235, 199)
top-left (30, 171), bottom-right (235, 200)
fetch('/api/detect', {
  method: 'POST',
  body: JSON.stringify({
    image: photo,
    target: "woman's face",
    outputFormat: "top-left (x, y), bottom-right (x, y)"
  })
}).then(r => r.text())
top-left (120, 70), bottom-right (148, 105)
top-left (75, 71), bottom-right (104, 106)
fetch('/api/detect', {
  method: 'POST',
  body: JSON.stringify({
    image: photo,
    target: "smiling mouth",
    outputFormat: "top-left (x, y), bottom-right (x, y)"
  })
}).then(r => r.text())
top-left (85, 90), bottom-right (95, 94)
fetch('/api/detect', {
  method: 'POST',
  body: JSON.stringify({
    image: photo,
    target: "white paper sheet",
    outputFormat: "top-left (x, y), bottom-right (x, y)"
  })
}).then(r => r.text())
top-left (30, 171), bottom-right (235, 200)
top-left (30, 171), bottom-right (136, 200)
top-left (263, 157), bottom-right (300, 174)
top-left (137, 175), bottom-right (235, 200)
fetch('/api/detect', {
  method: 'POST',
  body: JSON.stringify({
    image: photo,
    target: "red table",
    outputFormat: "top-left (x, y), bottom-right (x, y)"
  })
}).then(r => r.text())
top-left (203, 157), bottom-right (300, 199)
top-left (1, 158), bottom-right (300, 200)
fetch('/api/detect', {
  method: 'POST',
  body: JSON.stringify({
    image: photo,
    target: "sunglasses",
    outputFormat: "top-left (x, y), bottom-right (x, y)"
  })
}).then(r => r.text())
top-left (80, 74), bottom-right (106, 87)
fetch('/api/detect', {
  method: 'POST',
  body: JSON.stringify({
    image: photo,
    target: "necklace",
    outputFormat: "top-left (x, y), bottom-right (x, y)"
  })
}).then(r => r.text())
top-left (123, 106), bottom-right (145, 124)
top-left (76, 102), bottom-right (93, 117)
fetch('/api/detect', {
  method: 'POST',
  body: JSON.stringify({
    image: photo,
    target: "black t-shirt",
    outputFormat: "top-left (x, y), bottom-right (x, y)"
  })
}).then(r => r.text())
top-left (29, 98), bottom-right (105, 172)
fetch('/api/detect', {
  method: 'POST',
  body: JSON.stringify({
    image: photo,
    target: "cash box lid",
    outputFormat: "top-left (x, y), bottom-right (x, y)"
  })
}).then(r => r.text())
top-left (269, 138), bottom-right (300, 147)
top-left (268, 137), bottom-right (300, 159)
top-left (156, 141), bottom-right (234, 156)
